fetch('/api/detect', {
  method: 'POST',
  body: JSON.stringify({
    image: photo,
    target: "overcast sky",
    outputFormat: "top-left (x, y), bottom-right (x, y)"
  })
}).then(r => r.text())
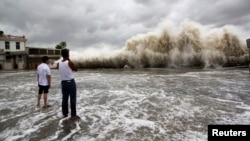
top-left (0, 0), bottom-right (249, 50)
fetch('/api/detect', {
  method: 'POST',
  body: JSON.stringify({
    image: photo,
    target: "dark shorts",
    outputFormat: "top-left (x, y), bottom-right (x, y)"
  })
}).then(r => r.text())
top-left (38, 85), bottom-right (49, 94)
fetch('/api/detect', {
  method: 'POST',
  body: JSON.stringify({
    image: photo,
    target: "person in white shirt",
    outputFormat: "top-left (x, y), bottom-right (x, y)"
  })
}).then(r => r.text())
top-left (37, 56), bottom-right (51, 108)
top-left (57, 49), bottom-right (79, 120)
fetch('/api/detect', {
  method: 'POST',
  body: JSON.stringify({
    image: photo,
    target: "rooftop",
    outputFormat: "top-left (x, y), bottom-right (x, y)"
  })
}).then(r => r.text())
top-left (0, 34), bottom-right (27, 42)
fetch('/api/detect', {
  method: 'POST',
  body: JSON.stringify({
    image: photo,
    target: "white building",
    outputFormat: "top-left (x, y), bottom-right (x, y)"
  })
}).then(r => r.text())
top-left (0, 34), bottom-right (61, 70)
top-left (0, 34), bottom-right (27, 70)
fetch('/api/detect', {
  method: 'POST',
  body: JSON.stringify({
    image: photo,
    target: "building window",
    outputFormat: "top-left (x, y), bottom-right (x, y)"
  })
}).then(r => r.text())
top-left (16, 42), bottom-right (20, 50)
top-left (5, 42), bottom-right (10, 50)
top-left (6, 55), bottom-right (11, 60)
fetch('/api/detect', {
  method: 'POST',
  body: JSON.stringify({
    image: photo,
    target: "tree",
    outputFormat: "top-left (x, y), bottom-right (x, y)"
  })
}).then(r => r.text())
top-left (55, 41), bottom-right (67, 49)
top-left (0, 30), bottom-right (4, 36)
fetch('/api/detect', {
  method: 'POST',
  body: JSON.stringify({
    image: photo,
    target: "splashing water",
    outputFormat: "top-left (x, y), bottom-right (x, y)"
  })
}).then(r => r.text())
top-left (71, 21), bottom-right (248, 68)
top-left (0, 68), bottom-right (250, 141)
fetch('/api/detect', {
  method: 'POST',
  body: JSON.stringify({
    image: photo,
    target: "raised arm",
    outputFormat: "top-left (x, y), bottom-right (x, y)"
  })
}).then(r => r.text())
top-left (68, 59), bottom-right (77, 72)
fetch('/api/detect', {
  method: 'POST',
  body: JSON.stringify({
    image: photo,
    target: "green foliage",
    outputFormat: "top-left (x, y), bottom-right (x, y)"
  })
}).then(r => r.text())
top-left (0, 30), bottom-right (4, 36)
top-left (55, 41), bottom-right (67, 49)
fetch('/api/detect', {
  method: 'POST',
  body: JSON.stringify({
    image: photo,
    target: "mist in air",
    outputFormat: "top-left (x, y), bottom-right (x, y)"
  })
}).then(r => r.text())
top-left (70, 20), bottom-right (248, 69)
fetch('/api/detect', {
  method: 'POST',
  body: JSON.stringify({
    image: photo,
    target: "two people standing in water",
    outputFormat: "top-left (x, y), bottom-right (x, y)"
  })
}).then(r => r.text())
top-left (37, 48), bottom-right (79, 120)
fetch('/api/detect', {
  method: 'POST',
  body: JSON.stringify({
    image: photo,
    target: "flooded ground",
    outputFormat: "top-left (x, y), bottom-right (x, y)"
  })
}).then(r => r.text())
top-left (0, 68), bottom-right (249, 141)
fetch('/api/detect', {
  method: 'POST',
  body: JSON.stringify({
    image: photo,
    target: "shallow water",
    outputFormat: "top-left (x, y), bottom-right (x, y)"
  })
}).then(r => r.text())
top-left (0, 68), bottom-right (249, 141)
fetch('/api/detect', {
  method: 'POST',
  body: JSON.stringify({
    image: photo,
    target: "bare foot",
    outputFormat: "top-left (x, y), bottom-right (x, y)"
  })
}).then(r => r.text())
top-left (42, 105), bottom-right (51, 108)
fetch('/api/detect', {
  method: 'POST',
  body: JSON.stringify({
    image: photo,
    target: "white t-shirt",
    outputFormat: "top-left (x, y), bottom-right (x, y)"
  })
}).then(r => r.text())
top-left (59, 61), bottom-right (74, 81)
top-left (37, 63), bottom-right (51, 86)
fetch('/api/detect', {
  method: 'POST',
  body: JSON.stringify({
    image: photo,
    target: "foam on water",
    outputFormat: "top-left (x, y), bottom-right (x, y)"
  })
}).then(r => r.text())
top-left (0, 68), bottom-right (249, 140)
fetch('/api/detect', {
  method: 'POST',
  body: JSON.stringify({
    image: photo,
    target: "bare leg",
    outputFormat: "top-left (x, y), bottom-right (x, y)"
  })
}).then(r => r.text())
top-left (43, 93), bottom-right (48, 107)
top-left (37, 94), bottom-right (41, 107)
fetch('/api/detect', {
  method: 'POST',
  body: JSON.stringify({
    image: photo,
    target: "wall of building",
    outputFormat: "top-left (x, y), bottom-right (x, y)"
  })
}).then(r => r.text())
top-left (16, 55), bottom-right (26, 69)
top-left (4, 61), bottom-right (12, 70)
top-left (0, 56), bottom-right (25, 70)
top-left (0, 42), bottom-right (3, 52)
top-left (0, 55), bottom-right (3, 69)
top-left (0, 40), bottom-right (25, 52)
top-left (0, 35), bottom-right (27, 70)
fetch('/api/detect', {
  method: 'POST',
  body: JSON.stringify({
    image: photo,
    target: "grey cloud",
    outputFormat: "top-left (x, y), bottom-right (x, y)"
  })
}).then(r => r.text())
top-left (171, 0), bottom-right (250, 27)
top-left (0, 0), bottom-right (249, 50)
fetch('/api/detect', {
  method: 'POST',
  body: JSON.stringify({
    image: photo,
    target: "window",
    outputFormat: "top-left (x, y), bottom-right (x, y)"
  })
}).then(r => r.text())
top-left (18, 55), bottom-right (23, 62)
top-left (6, 55), bottom-right (11, 59)
top-left (5, 56), bottom-right (11, 63)
top-left (5, 42), bottom-right (10, 50)
top-left (16, 42), bottom-right (20, 50)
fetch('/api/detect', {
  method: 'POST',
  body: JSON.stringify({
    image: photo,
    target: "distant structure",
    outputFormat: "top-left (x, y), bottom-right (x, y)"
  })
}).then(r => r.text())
top-left (0, 34), bottom-right (61, 70)
top-left (26, 47), bottom-right (61, 69)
